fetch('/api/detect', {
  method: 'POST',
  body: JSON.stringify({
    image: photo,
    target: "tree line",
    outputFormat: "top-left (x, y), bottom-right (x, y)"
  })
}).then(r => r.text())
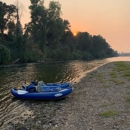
top-left (0, 0), bottom-right (118, 64)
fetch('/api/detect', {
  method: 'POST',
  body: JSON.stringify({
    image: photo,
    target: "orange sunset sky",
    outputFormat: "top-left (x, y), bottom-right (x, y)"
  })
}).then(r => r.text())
top-left (2, 0), bottom-right (130, 53)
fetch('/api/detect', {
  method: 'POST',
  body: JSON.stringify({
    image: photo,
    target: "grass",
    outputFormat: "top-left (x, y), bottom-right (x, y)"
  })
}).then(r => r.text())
top-left (103, 84), bottom-right (110, 88)
top-left (0, 94), bottom-right (5, 99)
top-left (99, 78), bottom-right (105, 83)
top-left (101, 103), bottom-right (109, 107)
top-left (77, 91), bottom-right (82, 95)
top-left (110, 72), bottom-right (117, 78)
top-left (109, 79), bottom-right (125, 85)
top-left (126, 90), bottom-right (130, 94)
top-left (88, 103), bottom-right (93, 107)
top-left (109, 62), bottom-right (130, 84)
top-left (114, 62), bottom-right (130, 72)
top-left (114, 62), bottom-right (130, 79)
top-left (50, 110), bottom-right (56, 116)
top-left (102, 62), bottom-right (130, 85)
top-left (51, 128), bottom-right (59, 130)
top-left (89, 76), bottom-right (93, 79)
top-left (89, 74), bottom-right (94, 79)
top-left (95, 73), bottom-right (105, 83)
top-left (124, 96), bottom-right (130, 102)
top-left (126, 85), bottom-right (130, 88)
top-left (123, 70), bottom-right (130, 77)
top-left (96, 73), bottom-right (103, 78)
top-left (99, 110), bottom-right (120, 117)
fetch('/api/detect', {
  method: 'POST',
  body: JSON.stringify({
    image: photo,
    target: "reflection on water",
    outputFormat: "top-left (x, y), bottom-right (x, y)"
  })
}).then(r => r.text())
top-left (0, 56), bottom-right (130, 128)
top-left (106, 56), bottom-right (130, 62)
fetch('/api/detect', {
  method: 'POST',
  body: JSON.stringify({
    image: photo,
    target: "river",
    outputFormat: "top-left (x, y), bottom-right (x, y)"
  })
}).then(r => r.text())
top-left (0, 56), bottom-right (130, 128)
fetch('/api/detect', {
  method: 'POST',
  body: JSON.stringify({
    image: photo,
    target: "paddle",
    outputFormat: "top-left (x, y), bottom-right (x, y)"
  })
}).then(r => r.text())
top-left (17, 90), bottom-right (28, 95)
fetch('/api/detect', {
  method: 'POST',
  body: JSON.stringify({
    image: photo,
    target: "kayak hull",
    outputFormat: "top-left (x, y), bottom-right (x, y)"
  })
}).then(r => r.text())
top-left (11, 87), bottom-right (74, 100)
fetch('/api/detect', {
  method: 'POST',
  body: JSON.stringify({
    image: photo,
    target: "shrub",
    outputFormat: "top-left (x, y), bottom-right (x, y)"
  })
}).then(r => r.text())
top-left (0, 44), bottom-right (11, 64)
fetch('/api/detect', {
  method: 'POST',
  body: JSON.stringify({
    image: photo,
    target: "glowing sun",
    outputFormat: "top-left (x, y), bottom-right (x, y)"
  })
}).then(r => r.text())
top-left (73, 32), bottom-right (77, 36)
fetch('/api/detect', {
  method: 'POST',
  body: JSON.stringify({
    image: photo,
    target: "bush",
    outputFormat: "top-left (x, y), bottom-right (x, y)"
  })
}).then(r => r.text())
top-left (0, 44), bottom-right (11, 64)
top-left (72, 50), bottom-right (82, 59)
top-left (82, 51), bottom-right (93, 60)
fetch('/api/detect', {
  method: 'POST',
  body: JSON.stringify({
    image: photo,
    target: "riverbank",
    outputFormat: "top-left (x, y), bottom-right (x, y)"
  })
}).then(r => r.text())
top-left (3, 61), bottom-right (130, 130)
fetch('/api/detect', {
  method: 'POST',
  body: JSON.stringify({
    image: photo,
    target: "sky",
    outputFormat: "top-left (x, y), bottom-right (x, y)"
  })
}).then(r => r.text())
top-left (2, 0), bottom-right (130, 53)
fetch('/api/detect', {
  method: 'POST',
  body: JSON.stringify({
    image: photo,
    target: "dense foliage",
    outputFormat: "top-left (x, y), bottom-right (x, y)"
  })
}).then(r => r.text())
top-left (0, 0), bottom-right (118, 64)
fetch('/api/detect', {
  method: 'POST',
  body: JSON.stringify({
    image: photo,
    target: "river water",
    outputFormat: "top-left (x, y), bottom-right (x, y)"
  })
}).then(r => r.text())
top-left (0, 56), bottom-right (130, 128)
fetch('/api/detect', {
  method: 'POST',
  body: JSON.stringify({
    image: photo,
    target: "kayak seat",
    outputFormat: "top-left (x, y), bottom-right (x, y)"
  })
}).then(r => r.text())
top-left (26, 83), bottom-right (35, 92)
top-left (36, 81), bottom-right (45, 92)
top-left (36, 85), bottom-right (44, 92)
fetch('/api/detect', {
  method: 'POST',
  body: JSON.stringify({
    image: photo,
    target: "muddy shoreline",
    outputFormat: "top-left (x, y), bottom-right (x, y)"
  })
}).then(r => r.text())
top-left (2, 61), bottom-right (130, 130)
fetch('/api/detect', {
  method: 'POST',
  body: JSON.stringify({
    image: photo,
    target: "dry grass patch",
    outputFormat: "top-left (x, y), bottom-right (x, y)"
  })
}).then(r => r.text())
top-left (99, 110), bottom-right (120, 117)
top-left (103, 84), bottom-right (111, 88)
top-left (109, 79), bottom-right (125, 85)
top-left (101, 102), bottom-right (109, 107)
top-left (124, 96), bottom-right (130, 102)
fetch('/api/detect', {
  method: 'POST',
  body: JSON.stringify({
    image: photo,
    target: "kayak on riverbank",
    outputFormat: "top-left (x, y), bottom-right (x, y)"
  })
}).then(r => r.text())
top-left (11, 81), bottom-right (74, 100)
top-left (11, 87), bottom-right (74, 100)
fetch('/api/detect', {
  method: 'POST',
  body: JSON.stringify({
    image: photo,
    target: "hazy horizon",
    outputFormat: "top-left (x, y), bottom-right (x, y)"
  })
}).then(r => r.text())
top-left (2, 0), bottom-right (130, 53)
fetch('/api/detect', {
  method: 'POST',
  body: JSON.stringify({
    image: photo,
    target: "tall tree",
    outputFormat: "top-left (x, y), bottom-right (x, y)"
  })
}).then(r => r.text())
top-left (47, 1), bottom-right (64, 45)
top-left (0, 44), bottom-right (10, 64)
top-left (47, 1), bottom-right (61, 19)
top-left (15, 0), bottom-right (24, 37)
top-left (91, 35), bottom-right (110, 58)
top-left (29, 0), bottom-right (47, 47)
top-left (28, 0), bottom-right (65, 56)
top-left (0, 1), bottom-right (16, 37)
top-left (15, 8), bottom-right (23, 37)
top-left (76, 32), bottom-right (93, 52)
top-left (64, 20), bottom-right (71, 31)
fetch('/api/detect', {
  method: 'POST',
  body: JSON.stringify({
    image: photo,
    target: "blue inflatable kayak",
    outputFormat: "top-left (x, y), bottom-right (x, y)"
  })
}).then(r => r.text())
top-left (11, 87), bottom-right (74, 100)
top-left (24, 82), bottom-right (71, 92)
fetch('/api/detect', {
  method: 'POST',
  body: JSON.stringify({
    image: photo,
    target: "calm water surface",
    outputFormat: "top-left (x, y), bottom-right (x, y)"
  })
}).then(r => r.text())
top-left (0, 56), bottom-right (130, 127)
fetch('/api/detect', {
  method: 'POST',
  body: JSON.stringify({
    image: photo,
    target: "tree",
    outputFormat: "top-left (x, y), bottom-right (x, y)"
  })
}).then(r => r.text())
top-left (60, 20), bottom-right (72, 46)
top-left (15, 0), bottom-right (24, 37)
top-left (48, 1), bottom-right (61, 19)
top-left (46, 18), bottom-right (65, 49)
top-left (91, 35), bottom-right (110, 58)
top-left (0, 1), bottom-right (17, 37)
top-left (28, 0), bottom-right (65, 58)
top-left (0, 44), bottom-right (10, 64)
top-left (15, 8), bottom-right (23, 37)
top-left (44, 1), bottom-right (65, 49)
top-left (76, 32), bottom-right (93, 52)
top-left (63, 20), bottom-right (71, 32)
top-left (7, 21), bottom-right (16, 35)
top-left (28, 0), bottom-right (47, 47)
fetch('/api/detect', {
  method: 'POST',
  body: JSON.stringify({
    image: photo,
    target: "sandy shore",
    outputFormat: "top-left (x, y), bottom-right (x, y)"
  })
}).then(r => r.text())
top-left (3, 62), bottom-right (130, 130)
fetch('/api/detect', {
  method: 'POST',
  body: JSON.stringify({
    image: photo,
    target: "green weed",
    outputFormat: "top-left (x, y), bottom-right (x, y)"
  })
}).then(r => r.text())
top-left (101, 103), bottom-right (109, 107)
top-left (103, 84), bottom-right (110, 88)
top-left (126, 90), bottom-right (130, 94)
top-left (110, 72), bottom-right (117, 78)
top-left (126, 85), bottom-right (130, 88)
top-left (99, 110), bottom-right (119, 117)
top-left (51, 128), bottom-right (59, 130)
top-left (88, 103), bottom-right (93, 106)
top-left (123, 70), bottom-right (130, 77)
top-left (109, 79), bottom-right (125, 85)
top-left (124, 96), bottom-right (130, 101)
